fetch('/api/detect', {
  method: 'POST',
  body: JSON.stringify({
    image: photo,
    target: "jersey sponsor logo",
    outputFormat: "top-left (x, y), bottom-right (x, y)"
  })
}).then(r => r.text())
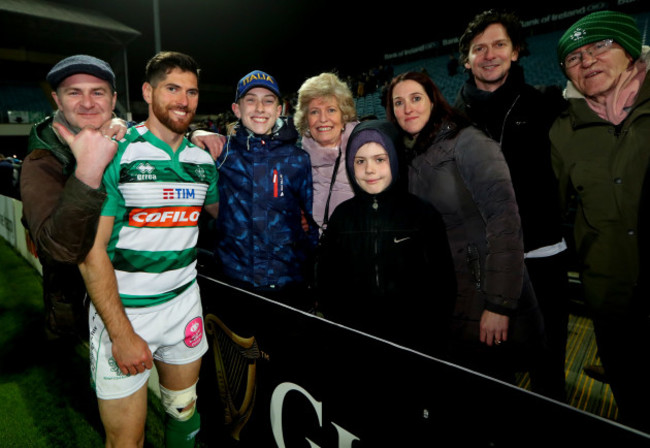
top-left (129, 206), bottom-right (202, 227)
top-left (163, 188), bottom-right (196, 200)
top-left (194, 165), bottom-right (206, 181)
top-left (135, 162), bottom-right (157, 180)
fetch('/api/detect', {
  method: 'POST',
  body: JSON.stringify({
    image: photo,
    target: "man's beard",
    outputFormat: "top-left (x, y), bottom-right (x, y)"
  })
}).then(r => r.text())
top-left (152, 99), bottom-right (195, 134)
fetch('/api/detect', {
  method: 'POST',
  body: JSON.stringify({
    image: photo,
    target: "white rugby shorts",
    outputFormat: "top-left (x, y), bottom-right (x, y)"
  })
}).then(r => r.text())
top-left (89, 282), bottom-right (208, 400)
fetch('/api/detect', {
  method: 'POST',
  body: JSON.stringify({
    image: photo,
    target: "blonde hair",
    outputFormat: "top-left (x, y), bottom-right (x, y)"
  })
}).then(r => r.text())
top-left (293, 72), bottom-right (357, 137)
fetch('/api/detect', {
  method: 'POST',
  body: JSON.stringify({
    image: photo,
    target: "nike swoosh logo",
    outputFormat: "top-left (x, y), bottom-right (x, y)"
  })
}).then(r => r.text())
top-left (394, 237), bottom-right (411, 243)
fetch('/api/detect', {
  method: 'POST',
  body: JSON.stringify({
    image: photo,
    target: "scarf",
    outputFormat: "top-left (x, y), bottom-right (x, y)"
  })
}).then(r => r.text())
top-left (585, 59), bottom-right (647, 125)
top-left (458, 64), bottom-right (525, 143)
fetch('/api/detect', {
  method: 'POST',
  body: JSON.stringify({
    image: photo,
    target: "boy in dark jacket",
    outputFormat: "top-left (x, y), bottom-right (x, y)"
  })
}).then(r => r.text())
top-left (212, 70), bottom-right (318, 308)
top-left (316, 119), bottom-right (456, 356)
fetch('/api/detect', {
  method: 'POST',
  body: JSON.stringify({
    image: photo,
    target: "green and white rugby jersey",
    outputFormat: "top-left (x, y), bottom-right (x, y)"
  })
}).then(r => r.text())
top-left (101, 123), bottom-right (218, 307)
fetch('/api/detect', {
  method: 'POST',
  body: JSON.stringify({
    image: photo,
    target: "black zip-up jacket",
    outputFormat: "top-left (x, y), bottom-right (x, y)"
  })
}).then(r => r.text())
top-left (316, 120), bottom-right (456, 356)
top-left (455, 64), bottom-right (566, 252)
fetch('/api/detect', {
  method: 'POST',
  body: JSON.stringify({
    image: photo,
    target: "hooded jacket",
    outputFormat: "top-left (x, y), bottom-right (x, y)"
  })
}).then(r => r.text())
top-left (550, 47), bottom-right (650, 315)
top-left (316, 120), bottom-right (456, 355)
top-left (214, 117), bottom-right (318, 290)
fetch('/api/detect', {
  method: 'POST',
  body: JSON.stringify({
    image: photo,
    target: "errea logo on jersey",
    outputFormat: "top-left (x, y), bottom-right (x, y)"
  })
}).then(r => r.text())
top-left (135, 162), bottom-right (157, 180)
top-left (129, 206), bottom-right (202, 227)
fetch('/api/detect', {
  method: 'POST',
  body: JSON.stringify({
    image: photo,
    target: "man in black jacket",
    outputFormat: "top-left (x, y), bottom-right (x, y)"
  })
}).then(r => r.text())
top-left (455, 9), bottom-right (570, 402)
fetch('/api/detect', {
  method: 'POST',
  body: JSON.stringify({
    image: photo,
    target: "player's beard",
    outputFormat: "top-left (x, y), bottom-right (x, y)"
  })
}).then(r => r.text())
top-left (152, 98), bottom-right (195, 134)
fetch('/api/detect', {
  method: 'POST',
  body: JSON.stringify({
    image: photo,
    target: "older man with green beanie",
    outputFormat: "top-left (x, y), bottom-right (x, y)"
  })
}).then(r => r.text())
top-left (550, 10), bottom-right (650, 432)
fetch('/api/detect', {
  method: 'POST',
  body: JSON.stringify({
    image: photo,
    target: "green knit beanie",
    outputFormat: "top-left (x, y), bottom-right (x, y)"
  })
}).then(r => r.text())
top-left (557, 10), bottom-right (642, 65)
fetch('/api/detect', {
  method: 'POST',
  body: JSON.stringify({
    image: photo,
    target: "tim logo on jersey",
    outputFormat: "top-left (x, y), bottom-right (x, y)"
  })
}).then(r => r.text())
top-left (163, 187), bottom-right (196, 200)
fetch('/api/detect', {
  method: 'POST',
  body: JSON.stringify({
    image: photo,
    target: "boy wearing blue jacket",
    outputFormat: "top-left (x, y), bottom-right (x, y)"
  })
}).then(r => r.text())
top-left (213, 70), bottom-right (318, 308)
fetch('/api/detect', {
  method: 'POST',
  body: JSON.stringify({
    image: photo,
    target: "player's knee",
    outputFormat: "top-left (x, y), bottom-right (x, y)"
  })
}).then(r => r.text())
top-left (159, 382), bottom-right (198, 422)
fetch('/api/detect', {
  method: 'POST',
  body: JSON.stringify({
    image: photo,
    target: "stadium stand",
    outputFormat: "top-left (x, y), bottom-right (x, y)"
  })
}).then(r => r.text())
top-left (0, 82), bottom-right (53, 124)
top-left (0, 0), bottom-right (140, 149)
top-left (353, 10), bottom-right (649, 118)
top-left (1, 5), bottom-right (647, 137)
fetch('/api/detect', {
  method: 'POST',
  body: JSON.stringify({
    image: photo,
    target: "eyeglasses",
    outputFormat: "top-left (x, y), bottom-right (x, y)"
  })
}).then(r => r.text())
top-left (562, 39), bottom-right (614, 69)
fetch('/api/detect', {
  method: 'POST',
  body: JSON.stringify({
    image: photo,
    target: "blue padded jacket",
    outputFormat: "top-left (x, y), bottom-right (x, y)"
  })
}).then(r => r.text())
top-left (214, 117), bottom-right (318, 289)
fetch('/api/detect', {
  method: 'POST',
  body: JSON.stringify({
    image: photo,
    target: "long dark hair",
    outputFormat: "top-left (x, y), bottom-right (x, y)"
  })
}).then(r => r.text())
top-left (385, 71), bottom-right (469, 157)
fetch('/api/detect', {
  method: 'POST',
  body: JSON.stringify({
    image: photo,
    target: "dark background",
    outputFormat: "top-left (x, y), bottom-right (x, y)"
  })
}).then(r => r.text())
top-left (2, 0), bottom-right (648, 121)
top-left (39, 0), bottom-right (599, 113)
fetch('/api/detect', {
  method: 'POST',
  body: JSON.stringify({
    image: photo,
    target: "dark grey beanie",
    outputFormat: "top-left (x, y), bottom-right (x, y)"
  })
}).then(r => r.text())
top-left (47, 54), bottom-right (116, 91)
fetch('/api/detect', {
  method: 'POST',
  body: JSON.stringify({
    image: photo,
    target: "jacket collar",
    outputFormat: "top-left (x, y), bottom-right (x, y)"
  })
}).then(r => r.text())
top-left (232, 116), bottom-right (299, 150)
top-left (301, 121), bottom-right (358, 165)
top-left (27, 114), bottom-right (76, 175)
top-left (460, 62), bottom-right (525, 106)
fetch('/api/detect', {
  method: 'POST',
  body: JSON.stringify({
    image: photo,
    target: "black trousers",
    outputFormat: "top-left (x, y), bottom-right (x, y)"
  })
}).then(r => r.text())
top-left (592, 310), bottom-right (650, 433)
top-left (525, 251), bottom-right (570, 402)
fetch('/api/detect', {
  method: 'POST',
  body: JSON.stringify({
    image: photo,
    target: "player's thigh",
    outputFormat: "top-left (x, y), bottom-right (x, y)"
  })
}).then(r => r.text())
top-left (155, 357), bottom-right (202, 391)
top-left (98, 381), bottom-right (149, 446)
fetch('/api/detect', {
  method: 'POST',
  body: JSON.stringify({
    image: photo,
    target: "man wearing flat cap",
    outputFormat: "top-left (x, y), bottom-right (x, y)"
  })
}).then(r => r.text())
top-left (21, 54), bottom-right (222, 343)
top-left (550, 10), bottom-right (650, 432)
top-left (20, 54), bottom-right (125, 342)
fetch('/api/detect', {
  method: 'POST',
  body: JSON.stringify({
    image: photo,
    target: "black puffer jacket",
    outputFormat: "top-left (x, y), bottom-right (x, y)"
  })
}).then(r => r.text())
top-left (408, 122), bottom-right (543, 352)
top-left (316, 120), bottom-right (456, 356)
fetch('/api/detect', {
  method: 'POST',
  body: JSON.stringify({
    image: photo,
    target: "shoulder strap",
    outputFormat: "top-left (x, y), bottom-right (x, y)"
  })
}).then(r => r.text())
top-left (321, 147), bottom-right (342, 231)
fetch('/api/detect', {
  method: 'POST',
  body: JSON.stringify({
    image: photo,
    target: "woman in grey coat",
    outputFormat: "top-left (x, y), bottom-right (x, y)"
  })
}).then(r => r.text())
top-left (385, 71), bottom-right (546, 385)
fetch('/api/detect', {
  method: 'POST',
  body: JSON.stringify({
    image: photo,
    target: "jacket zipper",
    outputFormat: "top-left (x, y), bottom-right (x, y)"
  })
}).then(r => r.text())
top-left (373, 197), bottom-right (380, 288)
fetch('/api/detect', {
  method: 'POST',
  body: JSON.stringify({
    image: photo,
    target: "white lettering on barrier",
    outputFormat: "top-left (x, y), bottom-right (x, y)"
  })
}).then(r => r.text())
top-left (331, 422), bottom-right (361, 447)
top-left (270, 382), bottom-right (360, 447)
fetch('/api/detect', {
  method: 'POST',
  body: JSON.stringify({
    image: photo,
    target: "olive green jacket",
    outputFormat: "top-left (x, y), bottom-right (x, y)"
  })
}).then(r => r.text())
top-left (21, 115), bottom-right (106, 264)
top-left (20, 115), bottom-right (107, 337)
top-left (550, 48), bottom-right (650, 315)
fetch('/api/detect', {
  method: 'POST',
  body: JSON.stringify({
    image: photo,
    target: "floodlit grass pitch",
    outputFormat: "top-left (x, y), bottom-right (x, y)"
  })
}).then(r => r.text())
top-left (0, 239), bottom-right (169, 447)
